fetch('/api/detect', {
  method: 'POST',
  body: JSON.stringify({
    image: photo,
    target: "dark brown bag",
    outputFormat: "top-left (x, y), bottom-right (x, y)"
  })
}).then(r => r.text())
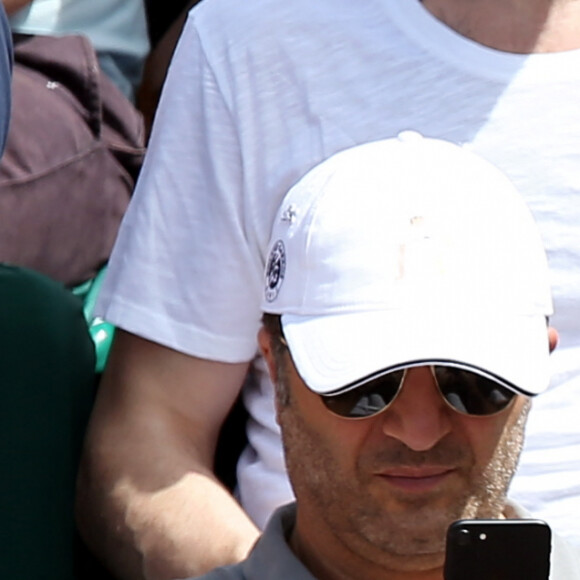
top-left (0, 34), bottom-right (146, 286)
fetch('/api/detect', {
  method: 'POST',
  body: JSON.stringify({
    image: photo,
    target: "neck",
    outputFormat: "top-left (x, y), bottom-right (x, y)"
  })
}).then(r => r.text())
top-left (422, 0), bottom-right (580, 53)
top-left (290, 514), bottom-right (444, 580)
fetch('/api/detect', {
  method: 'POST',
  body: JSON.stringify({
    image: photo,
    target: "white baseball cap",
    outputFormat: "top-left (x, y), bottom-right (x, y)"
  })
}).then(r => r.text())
top-left (262, 132), bottom-right (553, 397)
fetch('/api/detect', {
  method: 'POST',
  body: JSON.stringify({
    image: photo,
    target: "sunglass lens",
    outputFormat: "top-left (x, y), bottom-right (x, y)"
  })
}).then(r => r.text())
top-left (435, 367), bottom-right (516, 415)
top-left (322, 369), bottom-right (405, 418)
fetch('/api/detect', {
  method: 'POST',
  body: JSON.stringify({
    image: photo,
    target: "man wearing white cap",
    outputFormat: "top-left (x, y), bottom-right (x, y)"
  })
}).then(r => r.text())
top-left (78, 1), bottom-right (580, 577)
top-left (191, 135), bottom-right (579, 579)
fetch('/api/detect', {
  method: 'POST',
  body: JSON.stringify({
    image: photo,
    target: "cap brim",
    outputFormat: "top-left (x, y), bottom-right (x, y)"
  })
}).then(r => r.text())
top-left (281, 310), bottom-right (550, 397)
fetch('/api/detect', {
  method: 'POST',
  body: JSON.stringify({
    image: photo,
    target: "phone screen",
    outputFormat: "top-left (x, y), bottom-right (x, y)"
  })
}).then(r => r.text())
top-left (444, 519), bottom-right (551, 580)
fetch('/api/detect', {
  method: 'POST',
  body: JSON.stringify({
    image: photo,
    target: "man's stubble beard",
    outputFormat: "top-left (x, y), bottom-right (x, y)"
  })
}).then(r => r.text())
top-left (278, 391), bottom-right (530, 568)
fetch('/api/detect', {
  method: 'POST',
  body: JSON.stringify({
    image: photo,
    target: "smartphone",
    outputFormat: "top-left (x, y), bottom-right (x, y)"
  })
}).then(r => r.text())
top-left (444, 519), bottom-right (552, 580)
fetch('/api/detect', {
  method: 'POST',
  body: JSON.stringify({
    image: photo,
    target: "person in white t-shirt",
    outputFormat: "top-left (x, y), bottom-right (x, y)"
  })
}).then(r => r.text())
top-left (76, 1), bottom-right (580, 579)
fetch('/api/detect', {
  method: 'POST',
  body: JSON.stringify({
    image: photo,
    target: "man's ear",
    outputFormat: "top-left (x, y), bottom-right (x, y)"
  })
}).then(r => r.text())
top-left (258, 326), bottom-right (279, 384)
top-left (548, 326), bottom-right (559, 353)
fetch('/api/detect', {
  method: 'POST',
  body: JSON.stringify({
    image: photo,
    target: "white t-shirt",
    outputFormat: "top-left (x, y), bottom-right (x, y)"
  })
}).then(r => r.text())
top-left (10, 0), bottom-right (149, 96)
top-left (97, 0), bottom-right (580, 543)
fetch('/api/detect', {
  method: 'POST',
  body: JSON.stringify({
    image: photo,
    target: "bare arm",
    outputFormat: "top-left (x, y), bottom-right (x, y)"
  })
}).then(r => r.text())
top-left (2, 0), bottom-right (31, 16)
top-left (76, 330), bottom-right (260, 580)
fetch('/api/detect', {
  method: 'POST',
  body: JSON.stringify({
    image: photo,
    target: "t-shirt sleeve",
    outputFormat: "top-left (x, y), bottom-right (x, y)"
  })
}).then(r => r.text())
top-left (96, 14), bottom-right (264, 363)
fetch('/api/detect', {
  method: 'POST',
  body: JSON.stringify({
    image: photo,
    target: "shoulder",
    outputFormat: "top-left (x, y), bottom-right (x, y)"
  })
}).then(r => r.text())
top-left (189, 0), bottom-right (336, 50)
top-left (193, 0), bottom-right (305, 26)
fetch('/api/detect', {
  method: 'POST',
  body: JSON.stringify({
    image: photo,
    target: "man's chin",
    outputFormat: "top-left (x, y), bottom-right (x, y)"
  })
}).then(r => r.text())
top-left (356, 526), bottom-right (447, 573)
top-left (366, 491), bottom-right (508, 558)
top-left (353, 505), bottom-right (452, 558)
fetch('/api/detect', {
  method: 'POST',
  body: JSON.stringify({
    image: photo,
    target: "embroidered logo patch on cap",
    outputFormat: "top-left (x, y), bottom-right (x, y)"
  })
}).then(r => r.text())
top-left (265, 240), bottom-right (286, 302)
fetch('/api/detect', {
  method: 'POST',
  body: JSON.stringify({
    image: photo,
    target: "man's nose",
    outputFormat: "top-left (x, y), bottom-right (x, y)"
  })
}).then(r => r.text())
top-left (379, 366), bottom-right (452, 451)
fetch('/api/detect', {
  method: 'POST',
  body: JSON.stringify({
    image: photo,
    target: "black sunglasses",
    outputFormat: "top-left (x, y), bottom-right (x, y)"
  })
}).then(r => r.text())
top-left (320, 365), bottom-right (518, 419)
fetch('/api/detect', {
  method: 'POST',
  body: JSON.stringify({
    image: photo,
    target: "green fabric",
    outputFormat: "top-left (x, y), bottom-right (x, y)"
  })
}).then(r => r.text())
top-left (0, 265), bottom-right (96, 579)
top-left (72, 266), bottom-right (115, 374)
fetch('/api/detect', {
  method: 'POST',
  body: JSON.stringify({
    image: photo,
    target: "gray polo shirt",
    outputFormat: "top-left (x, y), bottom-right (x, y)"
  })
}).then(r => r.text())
top-left (190, 502), bottom-right (580, 579)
